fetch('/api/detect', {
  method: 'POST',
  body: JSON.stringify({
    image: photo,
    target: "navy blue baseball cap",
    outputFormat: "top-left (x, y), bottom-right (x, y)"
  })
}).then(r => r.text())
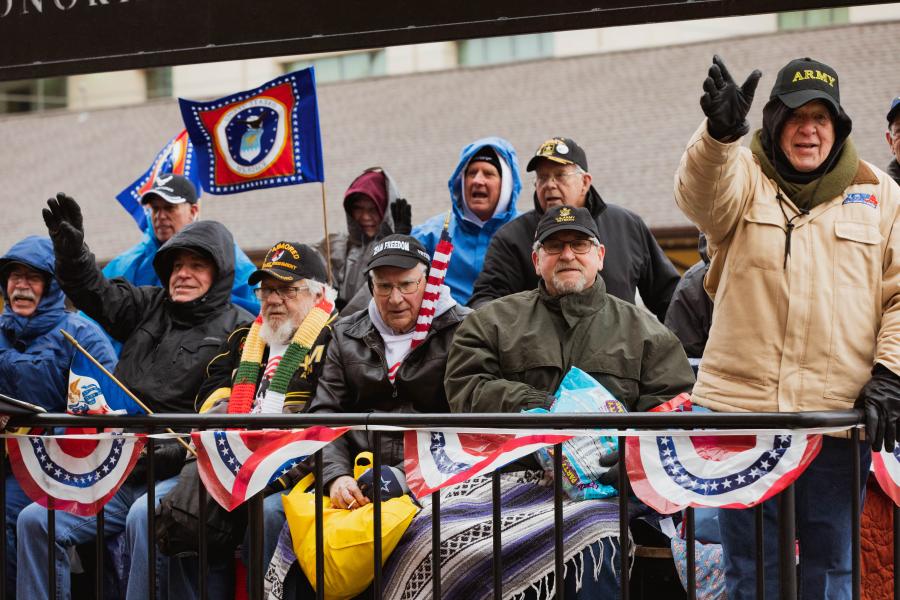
top-left (887, 97), bottom-right (900, 125)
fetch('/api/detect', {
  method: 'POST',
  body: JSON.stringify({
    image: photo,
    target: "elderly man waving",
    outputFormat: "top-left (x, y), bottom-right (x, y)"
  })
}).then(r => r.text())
top-left (675, 55), bottom-right (900, 599)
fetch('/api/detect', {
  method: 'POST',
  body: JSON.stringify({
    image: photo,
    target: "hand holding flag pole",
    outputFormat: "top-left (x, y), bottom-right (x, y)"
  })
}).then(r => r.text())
top-left (59, 330), bottom-right (196, 457)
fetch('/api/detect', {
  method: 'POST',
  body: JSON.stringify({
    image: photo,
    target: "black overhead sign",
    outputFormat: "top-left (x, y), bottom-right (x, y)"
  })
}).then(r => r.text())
top-left (0, 0), bottom-right (888, 81)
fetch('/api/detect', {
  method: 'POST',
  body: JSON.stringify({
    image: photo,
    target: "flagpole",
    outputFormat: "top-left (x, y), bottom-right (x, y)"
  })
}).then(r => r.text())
top-left (59, 330), bottom-right (196, 457)
top-left (320, 182), bottom-right (334, 286)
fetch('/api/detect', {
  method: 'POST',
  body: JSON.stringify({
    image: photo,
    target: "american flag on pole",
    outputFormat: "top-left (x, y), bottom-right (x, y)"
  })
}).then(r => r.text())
top-left (115, 130), bottom-right (202, 231)
top-left (871, 447), bottom-right (900, 506)
top-left (388, 214), bottom-right (453, 384)
top-left (7, 348), bottom-right (147, 516)
top-left (626, 395), bottom-right (822, 514)
top-left (193, 426), bottom-right (348, 511)
top-left (403, 430), bottom-right (572, 499)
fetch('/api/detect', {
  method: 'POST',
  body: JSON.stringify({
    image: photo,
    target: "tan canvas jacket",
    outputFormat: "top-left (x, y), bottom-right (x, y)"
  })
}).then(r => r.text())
top-left (675, 120), bottom-right (900, 415)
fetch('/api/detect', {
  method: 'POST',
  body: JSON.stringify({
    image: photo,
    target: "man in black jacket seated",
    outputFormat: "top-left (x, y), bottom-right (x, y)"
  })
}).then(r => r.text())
top-left (308, 234), bottom-right (469, 509)
top-left (16, 194), bottom-right (250, 600)
top-left (468, 137), bottom-right (680, 321)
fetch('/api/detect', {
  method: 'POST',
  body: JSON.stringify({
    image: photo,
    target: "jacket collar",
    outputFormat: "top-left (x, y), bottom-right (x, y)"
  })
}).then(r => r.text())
top-left (538, 276), bottom-right (607, 328)
top-left (345, 304), bottom-right (466, 342)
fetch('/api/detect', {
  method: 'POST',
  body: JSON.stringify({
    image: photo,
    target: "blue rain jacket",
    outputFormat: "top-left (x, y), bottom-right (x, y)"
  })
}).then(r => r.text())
top-left (0, 236), bottom-right (117, 412)
top-left (412, 137), bottom-right (522, 305)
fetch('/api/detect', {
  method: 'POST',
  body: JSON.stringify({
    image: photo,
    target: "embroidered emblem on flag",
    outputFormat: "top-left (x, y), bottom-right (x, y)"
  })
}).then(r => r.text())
top-left (626, 396), bottom-right (822, 514)
top-left (193, 426), bottom-right (348, 511)
top-left (871, 446), bottom-right (900, 506)
top-left (179, 68), bottom-right (324, 194)
top-left (116, 130), bottom-right (202, 230)
top-left (403, 430), bottom-right (571, 498)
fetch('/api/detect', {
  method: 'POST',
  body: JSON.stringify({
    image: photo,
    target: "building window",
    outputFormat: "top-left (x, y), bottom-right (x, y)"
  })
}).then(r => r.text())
top-left (778, 8), bottom-right (849, 30)
top-left (458, 33), bottom-right (554, 67)
top-left (286, 50), bottom-right (386, 83)
top-left (146, 67), bottom-right (173, 99)
top-left (0, 78), bottom-right (67, 114)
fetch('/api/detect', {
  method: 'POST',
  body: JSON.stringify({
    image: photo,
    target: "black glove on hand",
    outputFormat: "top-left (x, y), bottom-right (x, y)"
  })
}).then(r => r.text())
top-left (598, 450), bottom-right (632, 496)
top-left (390, 198), bottom-right (412, 235)
top-left (856, 364), bottom-right (900, 452)
top-left (700, 55), bottom-right (762, 142)
top-left (42, 193), bottom-right (85, 256)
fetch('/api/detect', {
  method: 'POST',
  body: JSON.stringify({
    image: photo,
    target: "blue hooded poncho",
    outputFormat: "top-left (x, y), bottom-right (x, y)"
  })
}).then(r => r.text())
top-left (412, 137), bottom-right (522, 304)
top-left (0, 236), bottom-right (116, 412)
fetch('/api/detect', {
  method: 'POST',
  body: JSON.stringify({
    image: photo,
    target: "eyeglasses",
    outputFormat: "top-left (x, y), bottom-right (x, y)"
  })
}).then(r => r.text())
top-left (371, 277), bottom-right (422, 297)
top-left (254, 285), bottom-right (309, 300)
top-left (533, 171), bottom-right (582, 187)
top-left (540, 239), bottom-right (596, 255)
top-left (6, 271), bottom-right (44, 285)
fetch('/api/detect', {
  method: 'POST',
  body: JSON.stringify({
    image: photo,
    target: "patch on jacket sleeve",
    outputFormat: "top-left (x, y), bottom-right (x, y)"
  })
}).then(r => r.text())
top-left (842, 193), bottom-right (878, 208)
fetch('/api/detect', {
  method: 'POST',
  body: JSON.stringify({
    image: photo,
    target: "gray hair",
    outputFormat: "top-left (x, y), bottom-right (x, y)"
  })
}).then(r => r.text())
top-left (305, 279), bottom-right (337, 303)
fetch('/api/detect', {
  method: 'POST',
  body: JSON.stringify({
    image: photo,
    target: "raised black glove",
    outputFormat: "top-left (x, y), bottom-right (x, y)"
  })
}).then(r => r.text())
top-left (598, 450), bottom-right (632, 496)
top-left (390, 198), bottom-right (412, 235)
top-left (700, 55), bottom-right (762, 142)
top-left (856, 364), bottom-right (900, 452)
top-left (42, 193), bottom-right (85, 256)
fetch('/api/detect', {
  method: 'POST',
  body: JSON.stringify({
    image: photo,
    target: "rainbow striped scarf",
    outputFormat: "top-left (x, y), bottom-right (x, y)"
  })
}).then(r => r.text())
top-left (228, 297), bottom-right (334, 415)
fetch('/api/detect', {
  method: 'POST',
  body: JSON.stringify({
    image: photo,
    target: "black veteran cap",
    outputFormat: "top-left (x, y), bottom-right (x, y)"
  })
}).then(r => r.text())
top-left (887, 97), bottom-right (900, 124)
top-left (140, 173), bottom-right (198, 205)
top-left (526, 137), bottom-right (588, 172)
top-left (248, 241), bottom-right (327, 285)
top-left (535, 205), bottom-right (600, 243)
top-left (770, 57), bottom-right (840, 113)
top-left (365, 234), bottom-right (431, 272)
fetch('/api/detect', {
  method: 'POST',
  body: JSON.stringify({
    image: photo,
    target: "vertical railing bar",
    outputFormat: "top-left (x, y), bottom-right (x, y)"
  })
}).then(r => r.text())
top-left (431, 490), bottom-right (441, 599)
top-left (553, 443), bottom-right (564, 600)
top-left (249, 493), bottom-right (264, 600)
top-left (146, 436), bottom-right (156, 600)
top-left (372, 432), bottom-right (383, 599)
top-left (851, 429), bottom-right (861, 600)
top-left (48, 499), bottom-right (56, 600)
top-left (95, 506), bottom-right (105, 599)
top-left (777, 484), bottom-right (796, 600)
top-left (198, 477), bottom-right (208, 600)
top-left (618, 435), bottom-right (629, 600)
top-left (0, 438), bottom-right (6, 600)
top-left (314, 450), bottom-right (324, 600)
top-left (894, 504), bottom-right (900, 600)
top-left (755, 504), bottom-right (765, 600)
top-left (492, 470), bottom-right (502, 600)
top-left (685, 506), bottom-right (696, 600)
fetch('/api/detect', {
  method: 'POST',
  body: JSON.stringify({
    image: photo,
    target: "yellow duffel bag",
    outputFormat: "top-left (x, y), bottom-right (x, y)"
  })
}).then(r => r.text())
top-left (283, 485), bottom-right (418, 600)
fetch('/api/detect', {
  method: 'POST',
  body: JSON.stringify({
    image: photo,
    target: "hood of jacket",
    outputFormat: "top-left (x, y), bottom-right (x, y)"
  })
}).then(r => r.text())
top-left (531, 184), bottom-right (607, 220)
top-left (153, 220), bottom-right (236, 322)
top-left (342, 167), bottom-right (401, 244)
top-left (448, 136), bottom-right (521, 230)
top-left (0, 236), bottom-right (67, 343)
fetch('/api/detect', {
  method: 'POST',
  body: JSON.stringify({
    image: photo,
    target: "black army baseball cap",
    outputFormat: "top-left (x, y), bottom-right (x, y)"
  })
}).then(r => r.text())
top-left (526, 137), bottom-right (589, 172)
top-left (534, 206), bottom-right (600, 243)
top-left (365, 234), bottom-right (431, 272)
top-left (248, 241), bottom-right (327, 285)
top-left (770, 57), bottom-right (840, 114)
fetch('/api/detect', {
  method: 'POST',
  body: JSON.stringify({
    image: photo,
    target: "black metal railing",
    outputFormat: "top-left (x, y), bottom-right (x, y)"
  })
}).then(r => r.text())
top-left (0, 409), bottom-right (872, 600)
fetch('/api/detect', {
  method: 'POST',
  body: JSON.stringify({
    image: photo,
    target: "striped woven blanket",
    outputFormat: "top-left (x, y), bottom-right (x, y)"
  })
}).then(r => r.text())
top-left (383, 470), bottom-right (623, 600)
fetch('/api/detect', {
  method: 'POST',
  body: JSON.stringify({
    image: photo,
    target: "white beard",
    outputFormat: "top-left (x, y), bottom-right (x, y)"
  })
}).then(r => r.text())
top-left (258, 318), bottom-right (297, 346)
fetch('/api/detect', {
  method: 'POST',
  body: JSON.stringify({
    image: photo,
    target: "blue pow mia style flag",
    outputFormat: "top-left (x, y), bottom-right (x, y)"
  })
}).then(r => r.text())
top-left (115, 130), bottom-right (203, 231)
top-left (178, 67), bottom-right (325, 194)
top-left (67, 351), bottom-right (146, 416)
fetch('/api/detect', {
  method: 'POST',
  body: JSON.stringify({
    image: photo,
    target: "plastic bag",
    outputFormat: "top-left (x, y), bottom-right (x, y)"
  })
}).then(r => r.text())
top-left (528, 367), bottom-right (626, 500)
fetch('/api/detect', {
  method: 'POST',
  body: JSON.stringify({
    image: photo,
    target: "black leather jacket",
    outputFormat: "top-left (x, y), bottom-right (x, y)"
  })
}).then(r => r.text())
top-left (308, 303), bottom-right (470, 488)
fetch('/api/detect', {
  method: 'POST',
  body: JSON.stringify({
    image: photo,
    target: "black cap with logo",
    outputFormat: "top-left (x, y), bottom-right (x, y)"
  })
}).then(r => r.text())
top-left (770, 57), bottom-right (840, 113)
top-left (526, 137), bottom-right (589, 172)
top-left (248, 241), bottom-right (328, 285)
top-left (887, 97), bottom-right (900, 125)
top-left (364, 234), bottom-right (431, 273)
top-left (139, 173), bottom-right (199, 205)
top-left (534, 205), bottom-right (600, 243)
